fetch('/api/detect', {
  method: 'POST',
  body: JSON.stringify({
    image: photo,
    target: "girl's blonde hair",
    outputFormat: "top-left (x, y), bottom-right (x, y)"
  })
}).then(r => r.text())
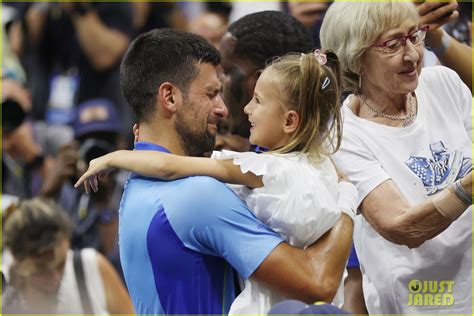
top-left (267, 51), bottom-right (342, 158)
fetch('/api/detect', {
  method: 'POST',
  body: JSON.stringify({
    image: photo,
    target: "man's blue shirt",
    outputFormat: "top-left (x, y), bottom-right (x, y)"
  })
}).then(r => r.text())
top-left (119, 142), bottom-right (283, 314)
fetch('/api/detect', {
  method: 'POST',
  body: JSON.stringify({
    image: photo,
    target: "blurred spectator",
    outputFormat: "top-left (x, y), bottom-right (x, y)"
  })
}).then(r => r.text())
top-left (2, 21), bottom-right (72, 199)
top-left (444, 1), bottom-right (471, 46)
top-left (207, 2), bottom-right (232, 20)
top-left (2, 7), bottom-right (26, 83)
top-left (189, 11), bottom-right (228, 49)
top-left (17, 2), bottom-right (133, 134)
top-left (284, 1), bottom-right (331, 47)
top-left (2, 60), bottom-right (73, 158)
top-left (415, 0), bottom-right (472, 88)
top-left (229, 2), bottom-right (281, 23)
top-left (2, 198), bottom-right (133, 314)
top-left (2, 78), bottom-right (31, 112)
top-left (286, 2), bottom-right (329, 30)
top-left (39, 99), bottom-right (125, 275)
top-left (177, 2), bottom-right (207, 26)
top-left (2, 119), bottom-right (47, 198)
top-left (131, 2), bottom-right (187, 35)
top-left (2, 77), bottom-right (54, 199)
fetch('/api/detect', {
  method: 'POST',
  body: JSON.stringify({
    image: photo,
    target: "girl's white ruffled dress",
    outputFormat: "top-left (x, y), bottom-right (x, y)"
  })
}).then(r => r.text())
top-left (212, 150), bottom-right (346, 315)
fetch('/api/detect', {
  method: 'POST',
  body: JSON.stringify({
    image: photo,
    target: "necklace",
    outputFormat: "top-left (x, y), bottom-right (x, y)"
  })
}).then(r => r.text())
top-left (360, 93), bottom-right (417, 126)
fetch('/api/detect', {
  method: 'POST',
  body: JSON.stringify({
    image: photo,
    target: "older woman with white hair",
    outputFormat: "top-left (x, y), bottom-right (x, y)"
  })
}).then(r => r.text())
top-left (321, 1), bottom-right (472, 314)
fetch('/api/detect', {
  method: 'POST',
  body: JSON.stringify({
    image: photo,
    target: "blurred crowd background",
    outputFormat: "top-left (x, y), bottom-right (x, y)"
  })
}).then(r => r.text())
top-left (1, 1), bottom-right (471, 314)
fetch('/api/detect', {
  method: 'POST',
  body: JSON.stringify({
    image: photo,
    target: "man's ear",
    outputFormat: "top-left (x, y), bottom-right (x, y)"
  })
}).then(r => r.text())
top-left (158, 82), bottom-right (181, 114)
top-left (283, 110), bottom-right (300, 134)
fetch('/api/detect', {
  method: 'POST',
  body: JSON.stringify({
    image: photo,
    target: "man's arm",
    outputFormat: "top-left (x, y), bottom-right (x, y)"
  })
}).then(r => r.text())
top-left (252, 214), bottom-right (353, 303)
top-left (426, 28), bottom-right (472, 89)
top-left (187, 177), bottom-right (353, 304)
top-left (60, 2), bottom-right (131, 71)
top-left (65, 5), bottom-right (130, 71)
top-left (24, 3), bottom-right (48, 47)
top-left (415, 0), bottom-right (472, 89)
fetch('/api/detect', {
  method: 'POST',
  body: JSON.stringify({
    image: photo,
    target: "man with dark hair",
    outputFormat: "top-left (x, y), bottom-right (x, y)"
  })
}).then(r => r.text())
top-left (120, 29), bottom-right (222, 156)
top-left (118, 28), bottom-right (353, 314)
top-left (220, 11), bottom-right (314, 140)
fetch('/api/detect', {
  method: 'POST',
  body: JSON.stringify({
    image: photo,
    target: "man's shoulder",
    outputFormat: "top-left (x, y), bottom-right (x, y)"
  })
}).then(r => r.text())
top-left (170, 176), bottom-right (246, 213)
top-left (125, 175), bottom-right (246, 215)
top-left (175, 176), bottom-right (238, 199)
top-left (185, 175), bottom-right (229, 186)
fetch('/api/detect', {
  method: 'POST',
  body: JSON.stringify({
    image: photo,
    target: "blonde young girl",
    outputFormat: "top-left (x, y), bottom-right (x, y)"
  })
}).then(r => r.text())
top-left (75, 51), bottom-right (358, 313)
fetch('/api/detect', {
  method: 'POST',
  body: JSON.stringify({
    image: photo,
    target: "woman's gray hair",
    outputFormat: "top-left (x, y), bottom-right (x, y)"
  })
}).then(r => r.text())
top-left (320, 1), bottom-right (420, 93)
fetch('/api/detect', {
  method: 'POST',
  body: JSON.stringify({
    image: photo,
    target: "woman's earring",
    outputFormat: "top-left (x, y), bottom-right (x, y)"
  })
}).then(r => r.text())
top-left (358, 75), bottom-right (362, 90)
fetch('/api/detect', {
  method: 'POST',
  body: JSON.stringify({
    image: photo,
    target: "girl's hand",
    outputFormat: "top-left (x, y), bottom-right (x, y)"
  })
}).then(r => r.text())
top-left (74, 154), bottom-right (115, 194)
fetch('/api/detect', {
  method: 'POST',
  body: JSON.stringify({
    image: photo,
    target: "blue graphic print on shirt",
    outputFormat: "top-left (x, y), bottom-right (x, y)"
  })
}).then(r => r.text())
top-left (405, 141), bottom-right (472, 195)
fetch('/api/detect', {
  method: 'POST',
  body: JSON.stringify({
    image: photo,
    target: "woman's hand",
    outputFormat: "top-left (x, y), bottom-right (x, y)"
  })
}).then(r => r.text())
top-left (74, 153), bottom-right (117, 193)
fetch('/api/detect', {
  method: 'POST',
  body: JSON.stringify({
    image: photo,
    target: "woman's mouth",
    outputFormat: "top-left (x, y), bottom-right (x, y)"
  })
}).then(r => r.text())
top-left (399, 68), bottom-right (417, 76)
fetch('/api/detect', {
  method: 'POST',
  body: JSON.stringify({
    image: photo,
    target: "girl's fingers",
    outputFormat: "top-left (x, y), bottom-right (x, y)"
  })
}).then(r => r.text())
top-left (90, 176), bottom-right (98, 193)
top-left (75, 170), bottom-right (93, 188)
top-left (74, 175), bottom-right (86, 188)
top-left (84, 180), bottom-right (90, 194)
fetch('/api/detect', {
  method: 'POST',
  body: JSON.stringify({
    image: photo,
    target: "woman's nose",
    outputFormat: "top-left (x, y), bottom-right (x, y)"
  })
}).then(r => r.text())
top-left (403, 40), bottom-right (420, 63)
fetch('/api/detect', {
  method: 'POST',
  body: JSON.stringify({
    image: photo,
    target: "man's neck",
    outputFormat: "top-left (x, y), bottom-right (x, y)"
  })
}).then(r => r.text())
top-left (136, 124), bottom-right (186, 156)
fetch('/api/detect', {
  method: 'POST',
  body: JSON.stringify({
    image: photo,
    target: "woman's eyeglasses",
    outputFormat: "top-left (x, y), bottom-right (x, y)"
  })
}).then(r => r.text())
top-left (373, 25), bottom-right (429, 55)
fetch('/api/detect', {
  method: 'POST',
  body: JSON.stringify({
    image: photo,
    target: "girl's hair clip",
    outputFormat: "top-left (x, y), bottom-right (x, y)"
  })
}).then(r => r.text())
top-left (321, 77), bottom-right (331, 90)
top-left (314, 49), bottom-right (327, 65)
top-left (314, 50), bottom-right (330, 90)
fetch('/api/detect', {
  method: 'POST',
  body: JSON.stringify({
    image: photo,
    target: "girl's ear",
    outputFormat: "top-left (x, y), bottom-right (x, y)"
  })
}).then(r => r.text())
top-left (283, 110), bottom-right (300, 134)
